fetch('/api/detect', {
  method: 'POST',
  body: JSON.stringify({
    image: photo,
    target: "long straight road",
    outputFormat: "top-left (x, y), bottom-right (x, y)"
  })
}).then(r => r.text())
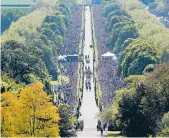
top-left (76, 6), bottom-right (107, 137)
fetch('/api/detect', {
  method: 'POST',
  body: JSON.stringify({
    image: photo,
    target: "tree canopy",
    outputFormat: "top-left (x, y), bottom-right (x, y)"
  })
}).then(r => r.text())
top-left (110, 64), bottom-right (169, 136)
top-left (1, 0), bottom-right (75, 92)
top-left (1, 83), bottom-right (60, 137)
top-left (1, 9), bottom-right (25, 34)
top-left (120, 39), bottom-right (160, 77)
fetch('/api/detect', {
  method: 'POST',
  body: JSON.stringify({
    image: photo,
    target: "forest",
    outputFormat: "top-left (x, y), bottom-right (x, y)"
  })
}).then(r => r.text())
top-left (1, 0), bottom-right (169, 137)
top-left (99, 0), bottom-right (169, 137)
top-left (1, 0), bottom-right (75, 93)
top-left (140, 0), bottom-right (169, 20)
top-left (1, 0), bottom-right (78, 137)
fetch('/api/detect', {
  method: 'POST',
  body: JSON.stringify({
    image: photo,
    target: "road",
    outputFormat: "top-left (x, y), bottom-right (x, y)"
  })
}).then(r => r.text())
top-left (76, 6), bottom-right (107, 137)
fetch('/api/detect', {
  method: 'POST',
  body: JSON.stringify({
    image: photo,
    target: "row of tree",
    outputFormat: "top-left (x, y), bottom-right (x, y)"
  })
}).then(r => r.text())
top-left (1, 1), bottom-right (75, 93)
top-left (1, 82), bottom-right (76, 137)
top-left (103, 1), bottom-right (160, 77)
top-left (103, 2), bottom-right (139, 54)
top-left (1, 9), bottom-right (26, 34)
top-left (119, 39), bottom-right (160, 77)
top-left (1, 1), bottom-right (79, 137)
top-left (99, 0), bottom-right (169, 137)
top-left (140, 0), bottom-right (169, 18)
top-left (109, 64), bottom-right (169, 137)
top-left (122, 0), bottom-right (169, 63)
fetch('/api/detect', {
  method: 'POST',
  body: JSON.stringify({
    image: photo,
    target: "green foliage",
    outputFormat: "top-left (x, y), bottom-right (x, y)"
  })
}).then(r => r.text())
top-left (0, 74), bottom-right (24, 94)
top-left (58, 104), bottom-right (76, 137)
top-left (1, 9), bottom-right (25, 34)
top-left (140, 0), bottom-right (169, 17)
top-left (104, 3), bottom-right (121, 17)
top-left (106, 15), bottom-right (130, 33)
top-left (143, 64), bottom-right (155, 73)
top-left (140, 0), bottom-right (155, 5)
top-left (103, 3), bottom-right (139, 54)
top-left (122, 0), bottom-right (169, 62)
top-left (111, 64), bottom-right (169, 136)
top-left (113, 23), bottom-right (138, 53)
top-left (1, 1), bottom-right (74, 92)
top-left (1, 40), bottom-right (48, 84)
top-left (1, 7), bottom-right (53, 43)
top-left (161, 49), bottom-right (169, 63)
top-left (120, 39), bottom-right (160, 77)
top-left (38, 4), bottom-right (71, 76)
top-left (99, 106), bottom-right (113, 122)
top-left (157, 112), bottom-right (169, 136)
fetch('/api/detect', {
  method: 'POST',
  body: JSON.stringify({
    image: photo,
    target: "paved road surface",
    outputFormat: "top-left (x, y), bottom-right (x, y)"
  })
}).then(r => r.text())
top-left (76, 6), bottom-right (107, 137)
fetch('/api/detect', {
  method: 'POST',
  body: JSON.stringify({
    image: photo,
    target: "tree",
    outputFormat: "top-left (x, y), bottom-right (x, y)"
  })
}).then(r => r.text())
top-left (1, 83), bottom-right (60, 137)
top-left (1, 9), bottom-right (25, 33)
top-left (103, 2), bottom-right (138, 54)
top-left (108, 22), bottom-right (134, 50)
top-left (121, 0), bottom-right (169, 55)
top-left (17, 83), bottom-right (60, 137)
top-left (1, 1), bottom-right (74, 92)
top-left (1, 73), bottom-right (24, 94)
top-left (120, 39), bottom-right (160, 77)
top-left (106, 15), bottom-right (130, 33)
top-left (58, 104), bottom-right (76, 137)
top-left (104, 3), bottom-right (121, 17)
top-left (113, 23), bottom-right (138, 53)
top-left (157, 112), bottom-right (169, 136)
top-left (1, 40), bottom-right (47, 84)
top-left (111, 64), bottom-right (169, 136)
top-left (99, 106), bottom-right (113, 123)
top-left (107, 9), bottom-right (131, 22)
top-left (1, 92), bottom-right (17, 137)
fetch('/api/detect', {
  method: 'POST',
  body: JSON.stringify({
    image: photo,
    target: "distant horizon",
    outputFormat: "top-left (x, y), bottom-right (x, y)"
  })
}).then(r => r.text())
top-left (1, 0), bottom-right (36, 6)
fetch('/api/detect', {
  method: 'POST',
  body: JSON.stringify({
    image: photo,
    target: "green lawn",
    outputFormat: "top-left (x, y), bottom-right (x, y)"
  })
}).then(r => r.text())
top-left (107, 131), bottom-right (123, 138)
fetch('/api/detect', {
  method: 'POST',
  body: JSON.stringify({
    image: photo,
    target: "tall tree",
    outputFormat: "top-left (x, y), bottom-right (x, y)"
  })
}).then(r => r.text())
top-left (1, 83), bottom-right (60, 137)
top-left (120, 39), bottom-right (160, 77)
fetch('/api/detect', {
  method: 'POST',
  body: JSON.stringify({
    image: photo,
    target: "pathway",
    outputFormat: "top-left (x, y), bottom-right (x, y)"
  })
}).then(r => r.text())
top-left (76, 6), bottom-right (107, 137)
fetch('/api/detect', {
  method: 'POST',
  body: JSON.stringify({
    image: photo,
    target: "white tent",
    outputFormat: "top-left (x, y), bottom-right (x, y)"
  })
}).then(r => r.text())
top-left (101, 52), bottom-right (115, 57)
top-left (57, 55), bottom-right (66, 61)
top-left (101, 52), bottom-right (117, 60)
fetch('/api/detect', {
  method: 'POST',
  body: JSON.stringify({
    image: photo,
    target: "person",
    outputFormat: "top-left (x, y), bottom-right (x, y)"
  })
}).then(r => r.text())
top-left (76, 120), bottom-right (80, 130)
top-left (79, 112), bottom-right (82, 116)
top-left (97, 120), bottom-right (101, 131)
top-left (101, 127), bottom-right (103, 135)
top-left (79, 120), bottom-right (84, 131)
top-left (103, 123), bottom-right (107, 131)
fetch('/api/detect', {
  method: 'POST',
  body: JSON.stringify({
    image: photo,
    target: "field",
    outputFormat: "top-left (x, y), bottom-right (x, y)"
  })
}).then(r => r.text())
top-left (1, 7), bottom-right (33, 14)
top-left (1, 0), bottom-right (34, 14)
top-left (1, 0), bottom-right (33, 5)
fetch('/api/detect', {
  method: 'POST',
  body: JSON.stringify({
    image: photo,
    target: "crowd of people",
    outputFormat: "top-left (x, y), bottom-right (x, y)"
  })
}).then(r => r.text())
top-left (54, 6), bottom-right (83, 110)
top-left (93, 5), bottom-right (125, 106)
top-left (60, 6), bottom-right (83, 55)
